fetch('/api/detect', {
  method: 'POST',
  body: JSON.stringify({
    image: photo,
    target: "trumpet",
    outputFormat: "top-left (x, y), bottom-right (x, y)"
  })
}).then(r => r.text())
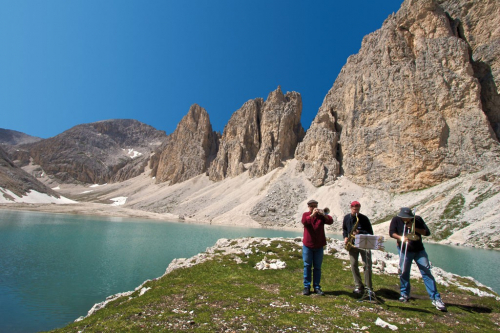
top-left (315, 207), bottom-right (330, 216)
top-left (345, 213), bottom-right (359, 251)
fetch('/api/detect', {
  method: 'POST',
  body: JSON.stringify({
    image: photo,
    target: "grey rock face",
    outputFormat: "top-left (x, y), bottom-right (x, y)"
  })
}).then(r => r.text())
top-left (154, 104), bottom-right (219, 185)
top-left (209, 86), bottom-right (304, 181)
top-left (208, 99), bottom-right (262, 181)
top-left (297, 0), bottom-right (500, 192)
top-left (437, 0), bottom-right (500, 140)
top-left (248, 87), bottom-right (304, 178)
top-left (10, 119), bottom-right (167, 184)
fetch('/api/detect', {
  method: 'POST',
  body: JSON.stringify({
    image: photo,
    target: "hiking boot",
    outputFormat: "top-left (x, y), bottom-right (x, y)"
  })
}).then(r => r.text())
top-left (314, 288), bottom-right (325, 296)
top-left (432, 299), bottom-right (447, 311)
top-left (399, 294), bottom-right (409, 302)
top-left (303, 287), bottom-right (311, 295)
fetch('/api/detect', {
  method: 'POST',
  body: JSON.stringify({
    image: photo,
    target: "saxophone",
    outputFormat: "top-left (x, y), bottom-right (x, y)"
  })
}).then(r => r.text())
top-left (344, 213), bottom-right (359, 251)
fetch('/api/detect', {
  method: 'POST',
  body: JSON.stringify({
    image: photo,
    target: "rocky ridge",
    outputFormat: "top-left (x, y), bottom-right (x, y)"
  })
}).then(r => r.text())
top-left (208, 98), bottom-right (262, 181)
top-left (9, 119), bottom-right (167, 184)
top-left (152, 104), bottom-right (219, 185)
top-left (0, 128), bottom-right (42, 146)
top-left (247, 87), bottom-right (304, 178)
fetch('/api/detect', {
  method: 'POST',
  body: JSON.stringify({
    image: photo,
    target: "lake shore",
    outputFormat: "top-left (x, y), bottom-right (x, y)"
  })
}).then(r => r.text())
top-left (1, 202), bottom-right (489, 250)
top-left (0, 202), bottom-right (306, 233)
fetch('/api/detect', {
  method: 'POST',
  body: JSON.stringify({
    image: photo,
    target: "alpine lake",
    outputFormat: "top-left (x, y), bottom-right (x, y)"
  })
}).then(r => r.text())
top-left (0, 210), bottom-right (498, 333)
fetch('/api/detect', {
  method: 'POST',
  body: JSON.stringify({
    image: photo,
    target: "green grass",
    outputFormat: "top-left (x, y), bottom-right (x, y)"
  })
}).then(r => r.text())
top-left (439, 194), bottom-right (465, 220)
top-left (430, 221), bottom-right (470, 241)
top-left (48, 239), bottom-right (500, 332)
top-left (372, 210), bottom-right (399, 225)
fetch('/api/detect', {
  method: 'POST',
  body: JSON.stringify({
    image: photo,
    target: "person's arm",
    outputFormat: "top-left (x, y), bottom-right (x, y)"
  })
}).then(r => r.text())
top-left (324, 214), bottom-right (333, 225)
top-left (342, 217), bottom-right (348, 239)
top-left (415, 216), bottom-right (430, 236)
top-left (302, 212), bottom-right (312, 226)
top-left (389, 217), bottom-right (399, 240)
top-left (360, 215), bottom-right (373, 235)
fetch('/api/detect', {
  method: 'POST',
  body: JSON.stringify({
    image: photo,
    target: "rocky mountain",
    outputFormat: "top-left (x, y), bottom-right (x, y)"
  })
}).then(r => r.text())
top-left (2, 0), bottom-right (499, 249)
top-left (0, 145), bottom-right (61, 199)
top-left (10, 119), bottom-right (167, 184)
top-left (208, 99), bottom-right (262, 181)
top-left (152, 104), bottom-right (219, 185)
top-left (248, 87), bottom-right (304, 178)
top-left (209, 86), bottom-right (304, 181)
top-left (0, 128), bottom-right (42, 146)
top-left (296, 0), bottom-right (500, 192)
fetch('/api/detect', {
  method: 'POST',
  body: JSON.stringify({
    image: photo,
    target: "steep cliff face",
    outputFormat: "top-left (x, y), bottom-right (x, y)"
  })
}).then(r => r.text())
top-left (249, 87), bottom-right (305, 178)
top-left (154, 104), bottom-right (219, 185)
top-left (436, 0), bottom-right (500, 141)
top-left (297, 0), bottom-right (500, 192)
top-left (10, 119), bottom-right (166, 184)
top-left (209, 87), bottom-right (304, 181)
top-left (208, 99), bottom-right (262, 181)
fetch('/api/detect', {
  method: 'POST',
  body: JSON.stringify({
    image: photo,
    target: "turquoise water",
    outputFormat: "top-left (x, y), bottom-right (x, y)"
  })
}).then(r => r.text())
top-left (0, 210), bottom-right (498, 332)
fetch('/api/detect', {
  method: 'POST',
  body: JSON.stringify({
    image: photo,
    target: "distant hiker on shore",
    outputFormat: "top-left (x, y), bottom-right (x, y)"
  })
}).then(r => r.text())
top-left (389, 207), bottom-right (447, 311)
top-left (342, 201), bottom-right (374, 296)
top-left (301, 199), bottom-right (333, 296)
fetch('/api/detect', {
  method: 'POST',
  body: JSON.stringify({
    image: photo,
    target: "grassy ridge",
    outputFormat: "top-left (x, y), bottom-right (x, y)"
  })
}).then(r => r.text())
top-left (50, 239), bottom-right (500, 332)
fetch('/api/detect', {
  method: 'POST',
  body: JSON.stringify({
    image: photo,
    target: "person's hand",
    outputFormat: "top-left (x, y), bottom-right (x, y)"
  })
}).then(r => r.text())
top-left (344, 237), bottom-right (348, 244)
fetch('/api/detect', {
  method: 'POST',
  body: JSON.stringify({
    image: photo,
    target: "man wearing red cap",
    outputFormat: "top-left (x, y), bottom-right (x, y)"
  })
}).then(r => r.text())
top-left (302, 199), bottom-right (333, 296)
top-left (342, 201), bottom-right (374, 295)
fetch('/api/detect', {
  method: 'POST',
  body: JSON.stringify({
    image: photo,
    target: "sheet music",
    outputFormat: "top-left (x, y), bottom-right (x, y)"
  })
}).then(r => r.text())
top-left (354, 234), bottom-right (385, 250)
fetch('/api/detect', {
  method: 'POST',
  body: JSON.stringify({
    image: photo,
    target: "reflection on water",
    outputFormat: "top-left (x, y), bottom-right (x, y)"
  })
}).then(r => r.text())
top-left (0, 210), bottom-right (498, 332)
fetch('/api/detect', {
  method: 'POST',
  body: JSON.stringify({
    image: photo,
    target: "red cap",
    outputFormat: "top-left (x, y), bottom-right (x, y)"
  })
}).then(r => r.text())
top-left (350, 201), bottom-right (361, 207)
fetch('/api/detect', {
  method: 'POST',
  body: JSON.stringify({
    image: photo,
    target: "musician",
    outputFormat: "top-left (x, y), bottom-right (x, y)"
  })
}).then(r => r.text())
top-left (389, 207), bottom-right (447, 311)
top-left (342, 201), bottom-right (374, 295)
top-left (301, 199), bottom-right (333, 296)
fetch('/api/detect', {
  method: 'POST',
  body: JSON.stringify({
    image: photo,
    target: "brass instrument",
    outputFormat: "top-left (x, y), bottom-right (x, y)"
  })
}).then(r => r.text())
top-left (317, 207), bottom-right (330, 216)
top-left (405, 209), bottom-right (420, 241)
top-left (345, 213), bottom-right (359, 251)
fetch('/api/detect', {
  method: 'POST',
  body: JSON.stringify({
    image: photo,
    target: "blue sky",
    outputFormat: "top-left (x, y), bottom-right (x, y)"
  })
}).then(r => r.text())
top-left (0, 1), bottom-right (403, 139)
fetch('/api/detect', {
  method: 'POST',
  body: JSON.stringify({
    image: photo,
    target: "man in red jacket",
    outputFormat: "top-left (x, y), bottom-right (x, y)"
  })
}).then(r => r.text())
top-left (302, 199), bottom-right (333, 295)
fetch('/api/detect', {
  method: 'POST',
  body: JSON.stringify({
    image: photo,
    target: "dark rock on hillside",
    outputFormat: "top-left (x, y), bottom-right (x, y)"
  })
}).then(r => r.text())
top-left (154, 104), bottom-right (219, 185)
top-left (10, 119), bottom-right (167, 184)
top-left (0, 146), bottom-right (60, 199)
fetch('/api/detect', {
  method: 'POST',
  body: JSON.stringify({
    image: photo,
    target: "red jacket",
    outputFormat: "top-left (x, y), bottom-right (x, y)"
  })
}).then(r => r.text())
top-left (302, 211), bottom-right (333, 248)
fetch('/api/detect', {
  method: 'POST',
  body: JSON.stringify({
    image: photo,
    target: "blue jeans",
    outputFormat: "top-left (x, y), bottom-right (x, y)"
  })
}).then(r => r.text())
top-left (398, 247), bottom-right (441, 300)
top-left (302, 245), bottom-right (324, 289)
